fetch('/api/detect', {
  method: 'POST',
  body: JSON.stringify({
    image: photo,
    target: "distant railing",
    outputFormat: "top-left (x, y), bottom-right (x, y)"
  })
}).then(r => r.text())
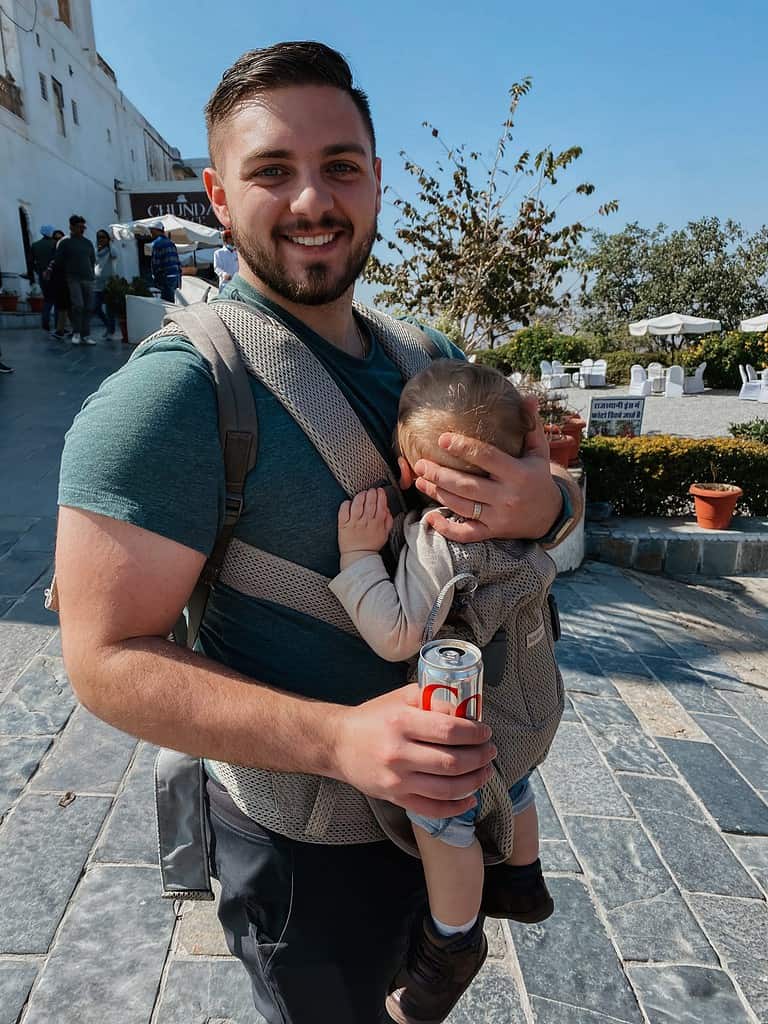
top-left (97, 53), bottom-right (117, 84)
top-left (0, 75), bottom-right (24, 119)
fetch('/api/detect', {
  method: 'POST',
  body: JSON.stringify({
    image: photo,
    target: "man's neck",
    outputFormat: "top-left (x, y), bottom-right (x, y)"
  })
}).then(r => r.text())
top-left (237, 265), bottom-right (359, 353)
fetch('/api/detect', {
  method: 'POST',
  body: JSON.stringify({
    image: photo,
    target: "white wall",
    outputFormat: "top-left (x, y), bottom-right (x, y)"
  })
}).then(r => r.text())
top-left (0, 0), bottom-right (180, 293)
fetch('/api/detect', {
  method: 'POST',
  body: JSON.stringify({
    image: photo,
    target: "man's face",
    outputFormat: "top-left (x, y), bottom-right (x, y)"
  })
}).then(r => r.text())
top-left (204, 85), bottom-right (381, 306)
top-left (71, 220), bottom-right (85, 236)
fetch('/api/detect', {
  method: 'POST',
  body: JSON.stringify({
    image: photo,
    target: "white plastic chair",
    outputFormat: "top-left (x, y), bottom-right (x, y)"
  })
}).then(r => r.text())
top-left (739, 365), bottom-right (762, 400)
top-left (508, 371), bottom-right (523, 386)
top-left (629, 365), bottom-right (651, 397)
top-left (540, 360), bottom-right (556, 390)
top-left (664, 365), bottom-right (685, 398)
top-left (746, 364), bottom-right (758, 382)
top-left (591, 359), bottom-right (607, 387)
top-left (578, 358), bottom-right (595, 388)
top-left (550, 360), bottom-right (572, 387)
top-left (683, 362), bottom-right (706, 395)
top-left (646, 362), bottom-right (665, 395)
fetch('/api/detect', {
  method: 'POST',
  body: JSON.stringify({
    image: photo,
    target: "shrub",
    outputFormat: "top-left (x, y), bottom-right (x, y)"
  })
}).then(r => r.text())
top-left (680, 331), bottom-right (768, 389)
top-left (597, 350), bottom-right (672, 386)
top-left (730, 417), bottom-right (768, 444)
top-left (474, 323), bottom-right (600, 376)
top-left (580, 436), bottom-right (768, 516)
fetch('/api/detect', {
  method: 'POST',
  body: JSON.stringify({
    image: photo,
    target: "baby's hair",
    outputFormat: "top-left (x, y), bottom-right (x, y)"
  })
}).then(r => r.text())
top-left (396, 359), bottom-right (535, 466)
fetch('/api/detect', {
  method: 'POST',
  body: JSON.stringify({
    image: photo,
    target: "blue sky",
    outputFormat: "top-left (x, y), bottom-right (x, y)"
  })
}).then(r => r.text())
top-left (93, 0), bottom-right (767, 246)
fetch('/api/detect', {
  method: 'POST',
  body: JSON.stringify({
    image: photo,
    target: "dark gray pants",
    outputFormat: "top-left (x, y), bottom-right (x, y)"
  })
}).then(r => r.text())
top-left (207, 780), bottom-right (427, 1024)
top-left (66, 277), bottom-right (94, 336)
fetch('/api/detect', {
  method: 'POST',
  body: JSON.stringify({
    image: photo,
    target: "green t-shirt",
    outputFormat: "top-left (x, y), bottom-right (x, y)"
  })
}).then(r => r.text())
top-left (59, 275), bottom-right (460, 706)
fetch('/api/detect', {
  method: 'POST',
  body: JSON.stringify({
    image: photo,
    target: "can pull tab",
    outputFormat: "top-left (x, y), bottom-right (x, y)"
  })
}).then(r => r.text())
top-left (437, 646), bottom-right (465, 664)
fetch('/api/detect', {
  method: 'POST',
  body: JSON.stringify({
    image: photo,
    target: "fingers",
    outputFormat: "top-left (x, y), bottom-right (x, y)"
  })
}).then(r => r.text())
top-left (425, 510), bottom-right (491, 543)
top-left (435, 433), bottom-right (513, 477)
top-left (399, 702), bottom-right (492, 746)
top-left (413, 460), bottom-right (496, 503)
top-left (337, 501), bottom-right (351, 526)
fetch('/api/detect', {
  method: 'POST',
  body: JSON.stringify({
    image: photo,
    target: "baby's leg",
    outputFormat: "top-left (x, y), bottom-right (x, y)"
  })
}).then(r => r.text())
top-left (413, 824), bottom-right (484, 930)
top-left (506, 802), bottom-right (540, 866)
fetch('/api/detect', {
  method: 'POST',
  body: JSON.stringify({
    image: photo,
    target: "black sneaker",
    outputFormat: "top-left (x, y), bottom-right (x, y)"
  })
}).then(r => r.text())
top-left (0, 361), bottom-right (13, 374)
top-left (50, 330), bottom-right (66, 340)
top-left (385, 914), bottom-right (487, 1024)
top-left (481, 858), bottom-right (554, 922)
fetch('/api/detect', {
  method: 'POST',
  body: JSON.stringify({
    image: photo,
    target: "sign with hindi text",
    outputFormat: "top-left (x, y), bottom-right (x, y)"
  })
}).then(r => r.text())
top-left (587, 396), bottom-right (645, 438)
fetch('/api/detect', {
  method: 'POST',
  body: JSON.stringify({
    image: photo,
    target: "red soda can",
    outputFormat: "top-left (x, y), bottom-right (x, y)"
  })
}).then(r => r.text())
top-left (418, 639), bottom-right (483, 721)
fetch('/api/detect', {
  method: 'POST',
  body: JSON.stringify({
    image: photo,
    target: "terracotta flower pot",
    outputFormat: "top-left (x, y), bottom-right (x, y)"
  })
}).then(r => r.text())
top-left (0, 296), bottom-right (19, 312)
top-left (544, 425), bottom-right (575, 469)
top-left (689, 483), bottom-right (742, 530)
top-left (28, 296), bottom-right (44, 313)
top-left (561, 415), bottom-right (587, 464)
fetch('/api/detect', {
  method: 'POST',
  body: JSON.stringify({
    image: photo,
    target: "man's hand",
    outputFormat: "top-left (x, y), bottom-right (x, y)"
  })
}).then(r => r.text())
top-left (331, 685), bottom-right (496, 818)
top-left (412, 397), bottom-right (563, 543)
top-left (338, 487), bottom-right (393, 568)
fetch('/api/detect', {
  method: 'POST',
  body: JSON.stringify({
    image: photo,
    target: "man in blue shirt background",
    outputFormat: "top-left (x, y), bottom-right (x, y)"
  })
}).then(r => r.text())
top-left (149, 221), bottom-right (182, 301)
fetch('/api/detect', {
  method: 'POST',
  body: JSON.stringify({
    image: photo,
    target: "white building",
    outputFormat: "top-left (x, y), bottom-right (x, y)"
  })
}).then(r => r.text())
top-left (0, 0), bottom-right (205, 294)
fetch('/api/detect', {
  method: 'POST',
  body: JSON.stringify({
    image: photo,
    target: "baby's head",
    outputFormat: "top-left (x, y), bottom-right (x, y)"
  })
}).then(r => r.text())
top-left (396, 359), bottom-right (535, 477)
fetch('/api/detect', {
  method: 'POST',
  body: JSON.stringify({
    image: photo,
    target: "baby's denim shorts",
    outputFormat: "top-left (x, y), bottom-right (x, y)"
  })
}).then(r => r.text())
top-left (407, 771), bottom-right (535, 849)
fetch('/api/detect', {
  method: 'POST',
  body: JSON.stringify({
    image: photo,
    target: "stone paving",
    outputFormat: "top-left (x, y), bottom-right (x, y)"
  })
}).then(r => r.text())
top-left (1, 326), bottom-right (768, 1024)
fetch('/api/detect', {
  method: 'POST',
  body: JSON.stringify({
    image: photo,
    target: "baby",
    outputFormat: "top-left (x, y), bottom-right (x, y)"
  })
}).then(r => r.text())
top-left (330, 359), bottom-right (563, 1024)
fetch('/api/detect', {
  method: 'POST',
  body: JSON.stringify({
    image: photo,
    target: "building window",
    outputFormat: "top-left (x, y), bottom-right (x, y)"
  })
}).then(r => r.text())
top-left (58, 0), bottom-right (72, 29)
top-left (71, 99), bottom-right (79, 125)
top-left (36, 33), bottom-right (41, 47)
top-left (107, 127), bottom-right (111, 143)
top-left (51, 77), bottom-right (66, 136)
top-left (51, 48), bottom-right (56, 62)
top-left (130, 148), bottom-right (135, 162)
top-left (68, 65), bottom-right (73, 77)
top-left (39, 73), bottom-right (48, 101)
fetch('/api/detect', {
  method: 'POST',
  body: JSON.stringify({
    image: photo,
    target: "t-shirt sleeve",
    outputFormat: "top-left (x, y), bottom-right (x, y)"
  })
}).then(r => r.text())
top-left (58, 338), bottom-right (225, 555)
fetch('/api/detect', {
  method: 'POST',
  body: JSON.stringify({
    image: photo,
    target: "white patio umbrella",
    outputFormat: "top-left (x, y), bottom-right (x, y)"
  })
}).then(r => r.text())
top-left (629, 313), bottom-right (721, 337)
top-left (109, 214), bottom-right (222, 248)
top-left (740, 313), bottom-right (768, 333)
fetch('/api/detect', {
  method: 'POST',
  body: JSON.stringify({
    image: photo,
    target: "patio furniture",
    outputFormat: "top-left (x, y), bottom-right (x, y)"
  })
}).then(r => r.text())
top-left (664, 365), bottom-right (685, 398)
top-left (577, 358), bottom-right (595, 388)
top-left (739, 365), bottom-right (763, 400)
top-left (629, 312), bottom-right (721, 338)
top-left (550, 360), bottom-right (573, 387)
top-left (647, 362), bottom-right (665, 394)
top-left (629, 364), bottom-right (652, 397)
top-left (746, 364), bottom-right (759, 382)
top-left (740, 313), bottom-right (768, 332)
top-left (508, 371), bottom-right (523, 385)
top-left (683, 361), bottom-right (707, 395)
top-left (590, 359), bottom-right (607, 387)
top-left (540, 360), bottom-right (570, 389)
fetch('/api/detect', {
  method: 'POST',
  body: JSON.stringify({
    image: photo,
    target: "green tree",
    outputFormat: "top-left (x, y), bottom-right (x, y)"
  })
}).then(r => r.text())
top-left (580, 217), bottom-right (768, 344)
top-left (365, 79), bottom-right (617, 350)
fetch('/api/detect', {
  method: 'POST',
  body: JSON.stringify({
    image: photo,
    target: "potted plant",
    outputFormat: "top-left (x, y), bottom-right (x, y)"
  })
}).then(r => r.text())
top-left (689, 477), bottom-right (743, 530)
top-left (0, 288), bottom-right (19, 313)
top-left (543, 424), bottom-right (575, 468)
top-left (27, 284), bottom-right (44, 313)
top-left (561, 412), bottom-right (587, 458)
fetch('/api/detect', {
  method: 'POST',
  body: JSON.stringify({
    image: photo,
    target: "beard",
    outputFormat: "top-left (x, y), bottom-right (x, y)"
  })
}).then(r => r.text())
top-left (230, 213), bottom-right (377, 306)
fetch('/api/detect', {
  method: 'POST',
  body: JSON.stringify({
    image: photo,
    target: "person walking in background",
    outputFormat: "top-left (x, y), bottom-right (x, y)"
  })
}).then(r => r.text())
top-left (93, 230), bottom-right (120, 341)
top-left (213, 228), bottom-right (239, 287)
top-left (54, 215), bottom-right (96, 345)
top-left (30, 225), bottom-right (58, 332)
top-left (149, 222), bottom-right (182, 301)
top-left (47, 230), bottom-right (72, 341)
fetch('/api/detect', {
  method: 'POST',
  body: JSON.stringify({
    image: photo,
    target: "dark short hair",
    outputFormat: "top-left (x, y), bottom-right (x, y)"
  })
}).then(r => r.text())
top-left (204, 41), bottom-right (376, 166)
top-left (69, 214), bottom-right (85, 226)
top-left (397, 360), bottom-right (535, 463)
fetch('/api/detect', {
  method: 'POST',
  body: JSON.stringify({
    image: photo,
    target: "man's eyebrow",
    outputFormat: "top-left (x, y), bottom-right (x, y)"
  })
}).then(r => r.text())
top-left (241, 142), bottom-right (368, 164)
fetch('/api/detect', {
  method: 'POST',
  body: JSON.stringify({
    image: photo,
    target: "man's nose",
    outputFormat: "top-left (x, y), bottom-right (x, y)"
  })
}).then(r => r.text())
top-left (289, 172), bottom-right (334, 222)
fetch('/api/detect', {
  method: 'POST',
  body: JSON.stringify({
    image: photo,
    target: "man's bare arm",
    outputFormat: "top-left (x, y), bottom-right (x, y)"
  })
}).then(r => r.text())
top-left (56, 507), bottom-right (495, 818)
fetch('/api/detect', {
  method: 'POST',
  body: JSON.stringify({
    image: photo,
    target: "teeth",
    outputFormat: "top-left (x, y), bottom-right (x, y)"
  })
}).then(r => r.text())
top-left (289, 233), bottom-right (336, 247)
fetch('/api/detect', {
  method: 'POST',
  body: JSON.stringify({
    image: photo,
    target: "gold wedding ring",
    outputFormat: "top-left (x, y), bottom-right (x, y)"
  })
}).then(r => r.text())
top-left (471, 501), bottom-right (483, 520)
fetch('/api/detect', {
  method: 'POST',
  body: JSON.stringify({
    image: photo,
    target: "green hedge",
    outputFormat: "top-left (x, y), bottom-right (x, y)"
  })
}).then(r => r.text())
top-left (730, 418), bottom-right (768, 444)
top-left (580, 436), bottom-right (768, 516)
top-left (680, 331), bottom-right (768, 389)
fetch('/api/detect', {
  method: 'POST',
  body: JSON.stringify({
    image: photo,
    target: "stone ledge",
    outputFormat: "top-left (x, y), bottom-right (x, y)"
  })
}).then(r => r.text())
top-left (586, 516), bottom-right (768, 576)
top-left (0, 312), bottom-right (39, 330)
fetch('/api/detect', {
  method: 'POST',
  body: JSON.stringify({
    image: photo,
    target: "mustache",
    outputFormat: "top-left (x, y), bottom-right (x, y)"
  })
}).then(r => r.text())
top-left (274, 216), bottom-right (353, 236)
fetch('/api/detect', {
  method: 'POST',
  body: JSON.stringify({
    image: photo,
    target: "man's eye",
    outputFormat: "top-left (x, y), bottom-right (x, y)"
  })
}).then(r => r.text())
top-left (329, 162), bottom-right (357, 174)
top-left (254, 167), bottom-right (285, 178)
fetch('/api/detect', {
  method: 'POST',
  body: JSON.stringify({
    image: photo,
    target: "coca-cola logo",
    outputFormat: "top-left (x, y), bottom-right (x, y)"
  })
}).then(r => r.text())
top-left (420, 683), bottom-right (482, 720)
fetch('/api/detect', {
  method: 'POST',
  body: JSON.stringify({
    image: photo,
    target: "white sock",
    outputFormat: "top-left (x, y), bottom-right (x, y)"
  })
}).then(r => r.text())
top-left (431, 913), bottom-right (478, 937)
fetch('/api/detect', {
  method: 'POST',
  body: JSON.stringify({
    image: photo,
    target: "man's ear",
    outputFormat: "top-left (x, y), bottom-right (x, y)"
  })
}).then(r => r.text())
top-left (398, 456), bottom-right (416, 490)
top-left (203, 167), bottom-right (231, 228)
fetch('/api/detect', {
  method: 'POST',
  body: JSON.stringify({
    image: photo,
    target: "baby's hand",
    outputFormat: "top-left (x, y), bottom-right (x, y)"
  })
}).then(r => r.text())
top-left (338, 488), bottom-right (393, 565)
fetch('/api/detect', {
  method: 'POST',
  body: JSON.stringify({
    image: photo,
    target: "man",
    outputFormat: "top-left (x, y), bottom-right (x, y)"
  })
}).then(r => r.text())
top-left (30, 225), bottom-right (58, 331)
top-left (54, 215), bottom-right (96, 345)
top-left (55, 42), bottom-right (581, 1024)
top-left (149, 221), bottom-right (182, 301)
top-left (212, 227), bottom-right (239, 286)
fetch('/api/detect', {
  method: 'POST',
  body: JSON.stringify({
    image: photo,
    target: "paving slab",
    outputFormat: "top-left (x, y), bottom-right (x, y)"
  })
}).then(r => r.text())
top-left (0, 959), bottom-right (38, 1024)
top-left (510, 876), bottom-right (642, 1022)
top-left (538, 722), bottom-right (633, 819)
top-left (0, 735), bottom-right (52, 815)
top-left (569, 694), bottom-right (675, 776)
top-left (692, 713), bottom-right (768, 800)
top-left (0, 621), bottom-right (56, 695)
top-left (155, 959), bottom-right (265, 1024)
top-left (555, 642), bottom-right (619, 697)
top-left (0, 550), bottom-right (52, 596)
top-left (30, 705), bottom-right (136, 794)
top-left (720, 688), bottom-right (768, 744)
top-left (686, 895), bottom-right (768, 1021)
top-left (564, 816), bottom-right (716, 964)
top-left (659, 738), bottom-right (768, 836)
top-left (93, 741), bottom-right (160, 865)
top-left (626, 964), bottom-right (754, 1024)
top-left (0, 792), bottom-right (111, 953)
top-left (618, 773), bottom-right (762, 898)
top-left (447, 958), bottom-right (528, 1024)
top-left (725, 836), bottom-right (768, 896)
top-left (644, 660), bottom-right (739, 717)
top-left (596, 654), bottom-right (707, 741)
top-left (22, 865), bottom-right (175, 1024)
top-left (0, 655), bottom-right (75, 735)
